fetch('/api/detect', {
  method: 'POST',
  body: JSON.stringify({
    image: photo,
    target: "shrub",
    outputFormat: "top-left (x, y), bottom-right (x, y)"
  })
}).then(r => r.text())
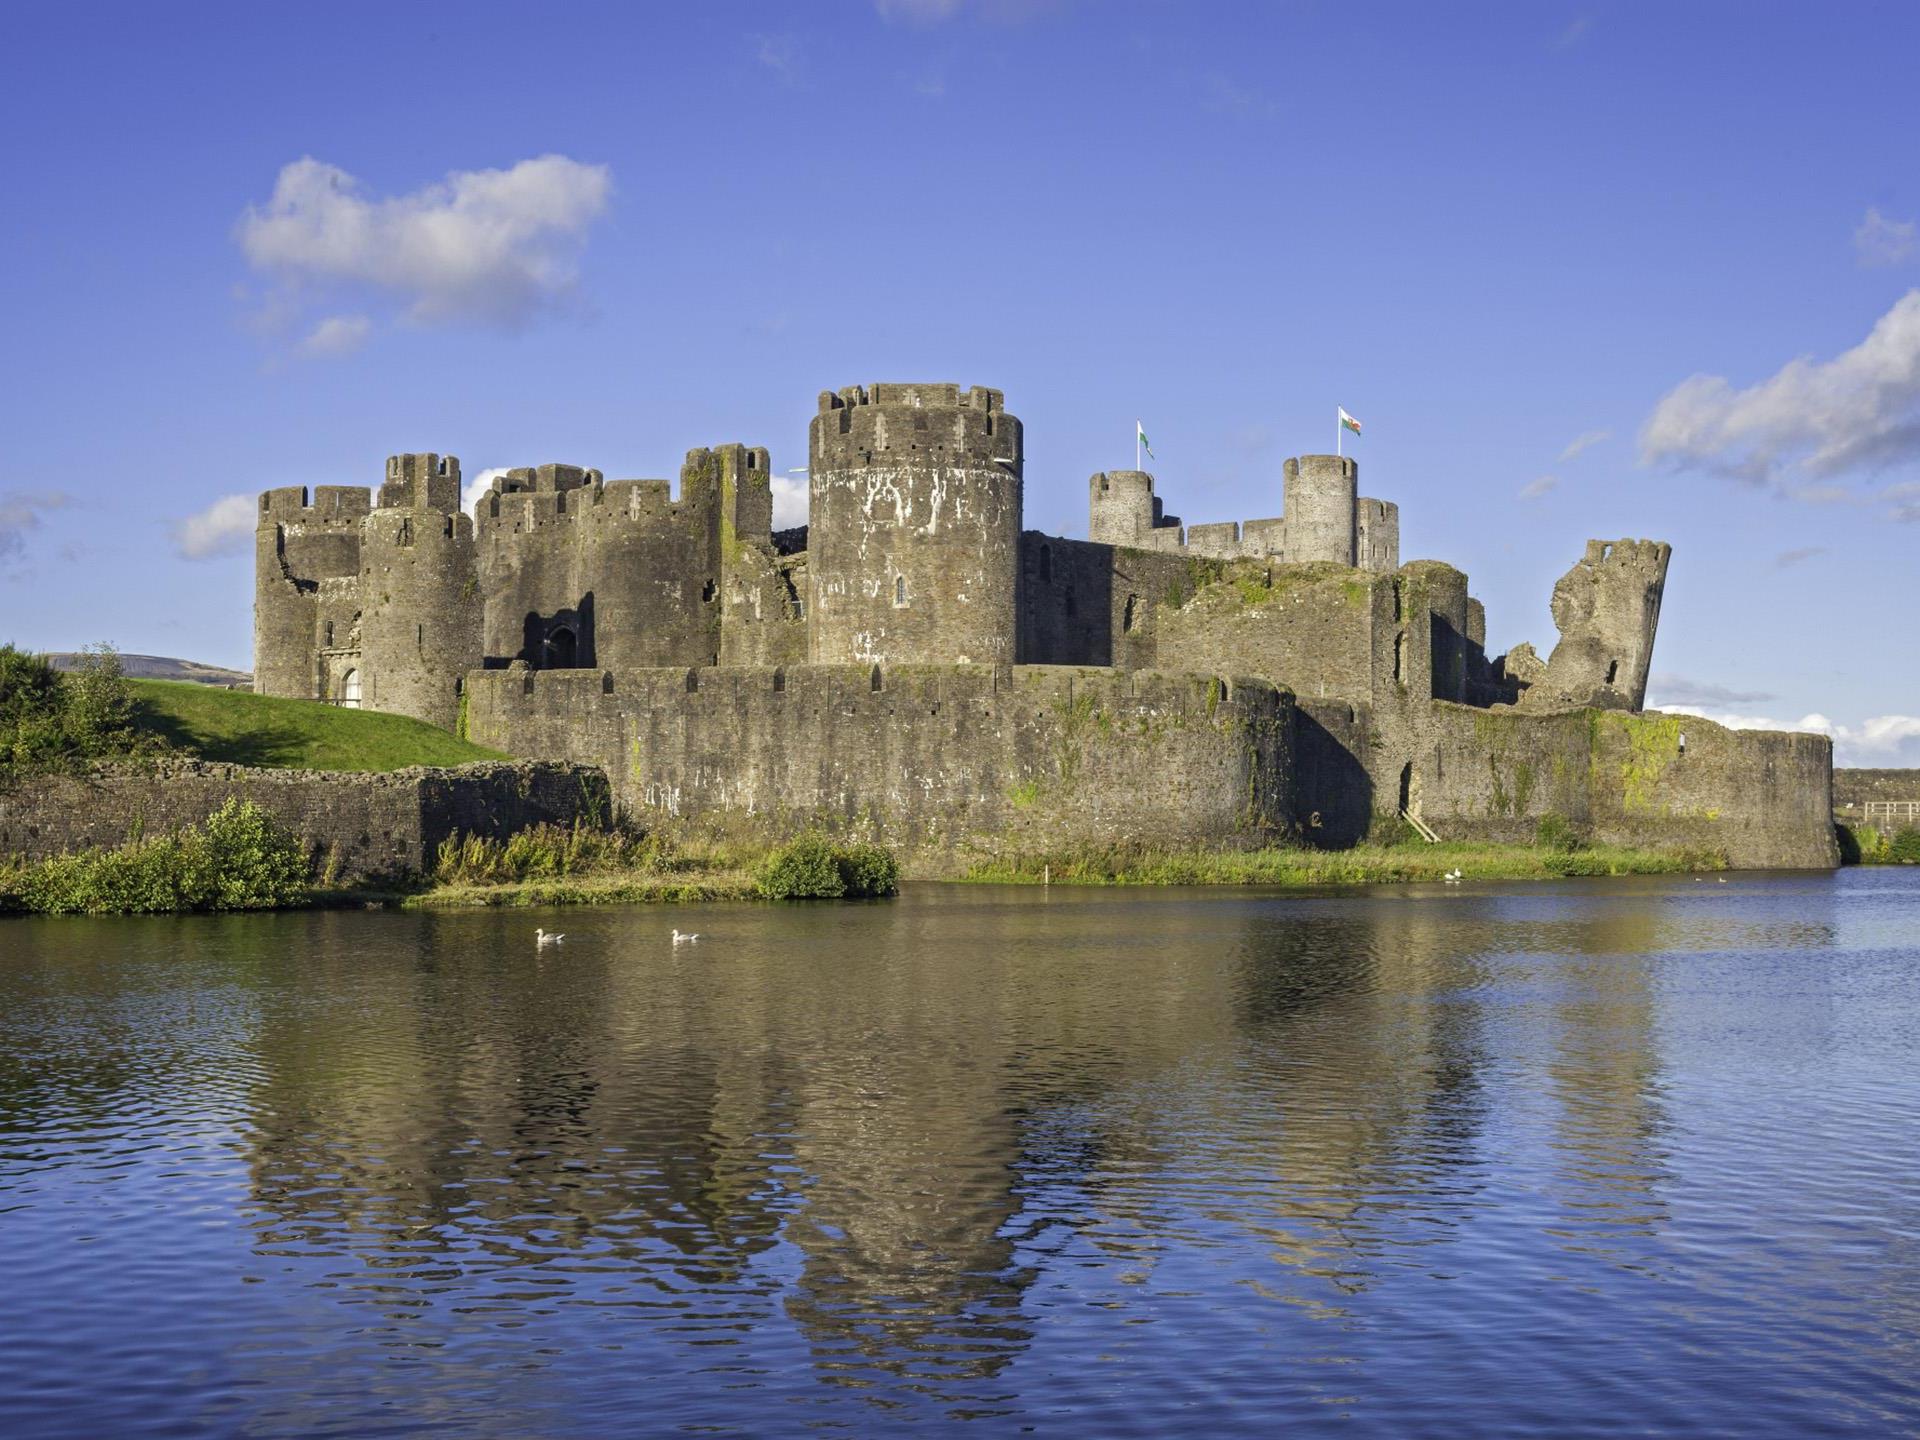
top-left (1891, 827), bottom-right (1920, 864)
top-left (1536, 814), bottom-right (1581, 854)
top-left (0, 643), bottom-right (156, 776)
top-left (757, 832), bottom-right (846, 899)
top-left (4, 798), bottom-right (307, 914)
top-left (432, 821), bottom-right (656, 886)
top-left (756, 832), bottom-right (900, 900)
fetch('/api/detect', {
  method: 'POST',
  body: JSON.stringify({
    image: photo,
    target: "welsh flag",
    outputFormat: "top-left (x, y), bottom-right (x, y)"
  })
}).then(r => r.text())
top-left (1136, 420), bottom-right (1155, 460)
top-left (1339, 407), bottom-right (1363, 437)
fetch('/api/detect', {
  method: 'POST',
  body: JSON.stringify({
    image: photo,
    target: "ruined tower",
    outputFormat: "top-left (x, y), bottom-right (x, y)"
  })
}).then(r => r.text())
top-left (807, 384), bottom-right (1023, 666)
top-left (1517, 539), bottom-right (1671, 712)
top-left (356, 454), bottom-right (481, 730)
top-left (254, 485), bottom-right (371, 701)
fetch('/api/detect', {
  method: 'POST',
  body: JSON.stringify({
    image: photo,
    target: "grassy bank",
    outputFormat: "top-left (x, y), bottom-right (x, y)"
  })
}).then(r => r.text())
top-left (959, 840), bottom-right (1729, 887)
top-left (127, 679), bottom-right (502, 771)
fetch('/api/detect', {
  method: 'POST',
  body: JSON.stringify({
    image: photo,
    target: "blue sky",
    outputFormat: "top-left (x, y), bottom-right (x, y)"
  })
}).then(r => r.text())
top-left (2, 1), bottom-right (1916, 762)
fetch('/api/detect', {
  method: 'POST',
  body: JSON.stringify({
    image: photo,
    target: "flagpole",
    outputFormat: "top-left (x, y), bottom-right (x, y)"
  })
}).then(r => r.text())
top-left (1135, 422), bottom-right (1141, 472)
top-left (1336, 407), bottom-right (1342, 458)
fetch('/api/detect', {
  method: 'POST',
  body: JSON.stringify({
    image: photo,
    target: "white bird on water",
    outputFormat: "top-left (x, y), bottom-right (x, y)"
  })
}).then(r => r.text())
top-left (672, 929), bottom-right (701, 945)
top-left (1443, 869), bottom-right (1463, 884)
top-left (536, 928), bottom-right (565, 948)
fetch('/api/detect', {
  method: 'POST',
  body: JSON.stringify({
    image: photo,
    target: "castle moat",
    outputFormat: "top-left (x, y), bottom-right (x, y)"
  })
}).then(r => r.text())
top-left (3, 872), bottom-right (1917, 1437)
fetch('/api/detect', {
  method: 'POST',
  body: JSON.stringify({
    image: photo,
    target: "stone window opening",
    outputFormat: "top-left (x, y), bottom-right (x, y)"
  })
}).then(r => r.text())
top-left (324, 621), bottom-right (334, 647)
top-left (1123, 593), bottom-right (1139, 633)
top-left (702, 578), bottom-right (717, 603)
top-left (894, 575), bottom-right (907, 607)
top-left (1393, 630), bottom-right (1406, 683)
top-left (1605, 659), bottom-right (1619, 685)
top-left (416, 622), bottom-right (424, 650)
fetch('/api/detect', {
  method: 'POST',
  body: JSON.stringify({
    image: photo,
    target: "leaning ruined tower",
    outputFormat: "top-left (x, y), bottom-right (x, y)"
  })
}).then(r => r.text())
top-left (807, 383), bottom-right (1024, 666)
top-left (356, 453), bottom-right (481, 731)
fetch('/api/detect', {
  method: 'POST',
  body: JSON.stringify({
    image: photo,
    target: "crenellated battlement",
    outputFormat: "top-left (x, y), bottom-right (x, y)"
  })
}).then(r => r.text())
top-left (257, 485), bottom-right (373, 527)
top-left (811, 381), bottom-right (1022, 474)
top-left (378, 452), bottom-right (462, 512)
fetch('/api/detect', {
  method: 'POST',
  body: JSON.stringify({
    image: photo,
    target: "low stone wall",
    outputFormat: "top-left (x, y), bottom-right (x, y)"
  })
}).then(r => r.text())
top-left (465, 664), bottom-right (1294, 861)
top-left (1395, 705), bottom-right (1837, 869)
top-left (0, 760), bottom-right (611, 882)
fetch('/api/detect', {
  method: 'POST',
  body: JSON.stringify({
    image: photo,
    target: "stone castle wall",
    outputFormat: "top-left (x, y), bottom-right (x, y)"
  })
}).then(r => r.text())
top-left (0, 760), bottom-right (611, 883)
top-left (465, 664), bottom-right (1294, 860)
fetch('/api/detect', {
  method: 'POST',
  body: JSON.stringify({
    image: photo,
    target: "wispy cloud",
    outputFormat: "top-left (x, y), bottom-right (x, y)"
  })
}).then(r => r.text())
top-left (1557, 429), bottom-right (1609, 462)
top-left (873, 0), bottom-right (1064, 24)
top-left (1518, 474), bottom-right (1559, 500)
top-left (1640, 289), bottom-right (1920, 497)
top-left (1772, 545), bottom-right (1825, 569)
top-left (171, 494), bottom-right (255, 560)
top-left (1646, 673), bottom-right (1775, 707)
top-left (1855, 206), bottom-right (1917, 268)
top-left (1553, 15), bottom-right (1593, 50)
top-left (297, 313), bottom-right (371, 359)
top-left (0, 491), bottom-right (72, 566)
top-left (1654, 705), bottom-right (1920, 767)
top-left (237, 154), bottom-right (612, 338)
top-left (752, 32), bottom-right (801, 80)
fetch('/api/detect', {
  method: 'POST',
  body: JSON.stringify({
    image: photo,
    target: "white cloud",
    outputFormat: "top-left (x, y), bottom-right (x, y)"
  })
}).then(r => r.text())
top-left (172, 494), bottom-right (256, 560)
top-left (1553, 15), bottom-right (1593, 50)
top-left (1557, 429), bottom-right (1609, 462)
top-left (873, 0), bottom-right (1060, 22)
top-left (1640, 289), bottom-right (1920, 485)
top-left (463, 467), bottom-right (512, 517)
top-left (771, 473), bottom-right (808, 531)
top-left (1518, 474), bottom-right (1558, 500)
top-left (1855, 207), bottom-right (1917, 268)
top-left (1646, 674), bottom-right (1775, 706)
top-left (298, 313), bottom-right (371, 358)
top-left (0, 492), bottom-right (72, 565)
top-left (1653, 705), bottom-right (1920, 767)
top-left (237, 154), bottom-right (612, 332)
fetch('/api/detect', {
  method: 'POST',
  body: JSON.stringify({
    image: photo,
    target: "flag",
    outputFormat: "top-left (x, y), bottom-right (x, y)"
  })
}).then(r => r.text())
top-left (1136, 420), bottom-right (1155, 460)
top-left (1339, 407), bottom-right (1363, 437)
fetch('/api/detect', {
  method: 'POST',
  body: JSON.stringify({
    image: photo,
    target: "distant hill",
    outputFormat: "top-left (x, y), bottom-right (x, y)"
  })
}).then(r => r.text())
top-left (46, 652), bottom-right (252, 688)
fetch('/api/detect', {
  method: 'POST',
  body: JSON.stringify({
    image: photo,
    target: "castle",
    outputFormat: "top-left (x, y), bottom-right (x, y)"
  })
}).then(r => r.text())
top-left (254, 382), bottom-right (1836, 869)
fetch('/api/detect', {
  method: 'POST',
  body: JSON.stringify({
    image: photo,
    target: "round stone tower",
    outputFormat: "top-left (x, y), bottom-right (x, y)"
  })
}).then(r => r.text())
top-left (807, 383), bottom-right (1023, 666)
top-left (1283, 455), bottom-right (1358, 565)
top-left (358, 454), bottom-right (482, 730)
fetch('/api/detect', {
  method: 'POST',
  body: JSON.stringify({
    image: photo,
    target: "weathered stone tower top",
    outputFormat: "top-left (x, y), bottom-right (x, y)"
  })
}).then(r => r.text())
top-left (1283, 454), bottom-right (1360, 565)
top-left (1090, 470), bottom-right (1182, 547)
top-left (808, 383), bottom-right (1024, 666)
top-left (811, 383), bottom-right (1021, 471)
top-left (379, 453), bottom-right (461, 513)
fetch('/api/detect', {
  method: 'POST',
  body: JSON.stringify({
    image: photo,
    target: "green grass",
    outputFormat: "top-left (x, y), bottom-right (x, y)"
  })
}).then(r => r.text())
top-left (958, 840), bottom-right (1729, 887)
top-left (129, 680), bottom-right (503, 771)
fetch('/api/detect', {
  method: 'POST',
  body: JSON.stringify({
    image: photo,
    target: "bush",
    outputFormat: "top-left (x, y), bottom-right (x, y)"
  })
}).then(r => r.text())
top-left (1536, 814), bottom-right (1582, 854)
top-left (3, 798), bottom-right (308, 914)
top-left (0, 643), bottom-right (155, 776)
top-left (1892, 827), bottom-right (1920, 864)
top-left (756, 832), bottom-right (900, 899)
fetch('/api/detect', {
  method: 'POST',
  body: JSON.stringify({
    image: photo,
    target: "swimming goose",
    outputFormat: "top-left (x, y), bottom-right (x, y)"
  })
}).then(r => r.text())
top-left (672, 929), bottom-right (701, 945)
top-left (536, 928), bottom-right (565, 948)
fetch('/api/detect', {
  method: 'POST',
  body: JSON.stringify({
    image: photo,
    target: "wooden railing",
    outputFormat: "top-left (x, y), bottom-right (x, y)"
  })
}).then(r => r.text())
top-left (1864, 800), bottom-right (1920, 826)
top-left (1401, 808), bottom-right (1440, 844)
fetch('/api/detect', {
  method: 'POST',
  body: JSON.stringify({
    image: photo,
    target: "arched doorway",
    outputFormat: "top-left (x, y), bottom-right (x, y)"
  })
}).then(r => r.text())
top-left (545, 626), bottom-right (577, 669)
top-left (341, 668), bottom-right (361, 708)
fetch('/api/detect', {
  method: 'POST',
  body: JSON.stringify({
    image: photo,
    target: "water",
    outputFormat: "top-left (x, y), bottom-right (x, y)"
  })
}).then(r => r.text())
top-left (2, 871), bottom-right (1917, 1438)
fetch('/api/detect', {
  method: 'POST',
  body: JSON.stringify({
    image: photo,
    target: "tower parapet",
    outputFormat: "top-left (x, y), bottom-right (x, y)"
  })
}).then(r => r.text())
top-left (1090, 470), bottom-right (1182, 548)
top-left (378, 453), bottom-right (462, 513)
top-left (253, 485), bottom-right (373, 700)
top-left (1283, 455), bottom-right (1358, 565)
top-left (808, 383), bottom-right (1023, 665)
